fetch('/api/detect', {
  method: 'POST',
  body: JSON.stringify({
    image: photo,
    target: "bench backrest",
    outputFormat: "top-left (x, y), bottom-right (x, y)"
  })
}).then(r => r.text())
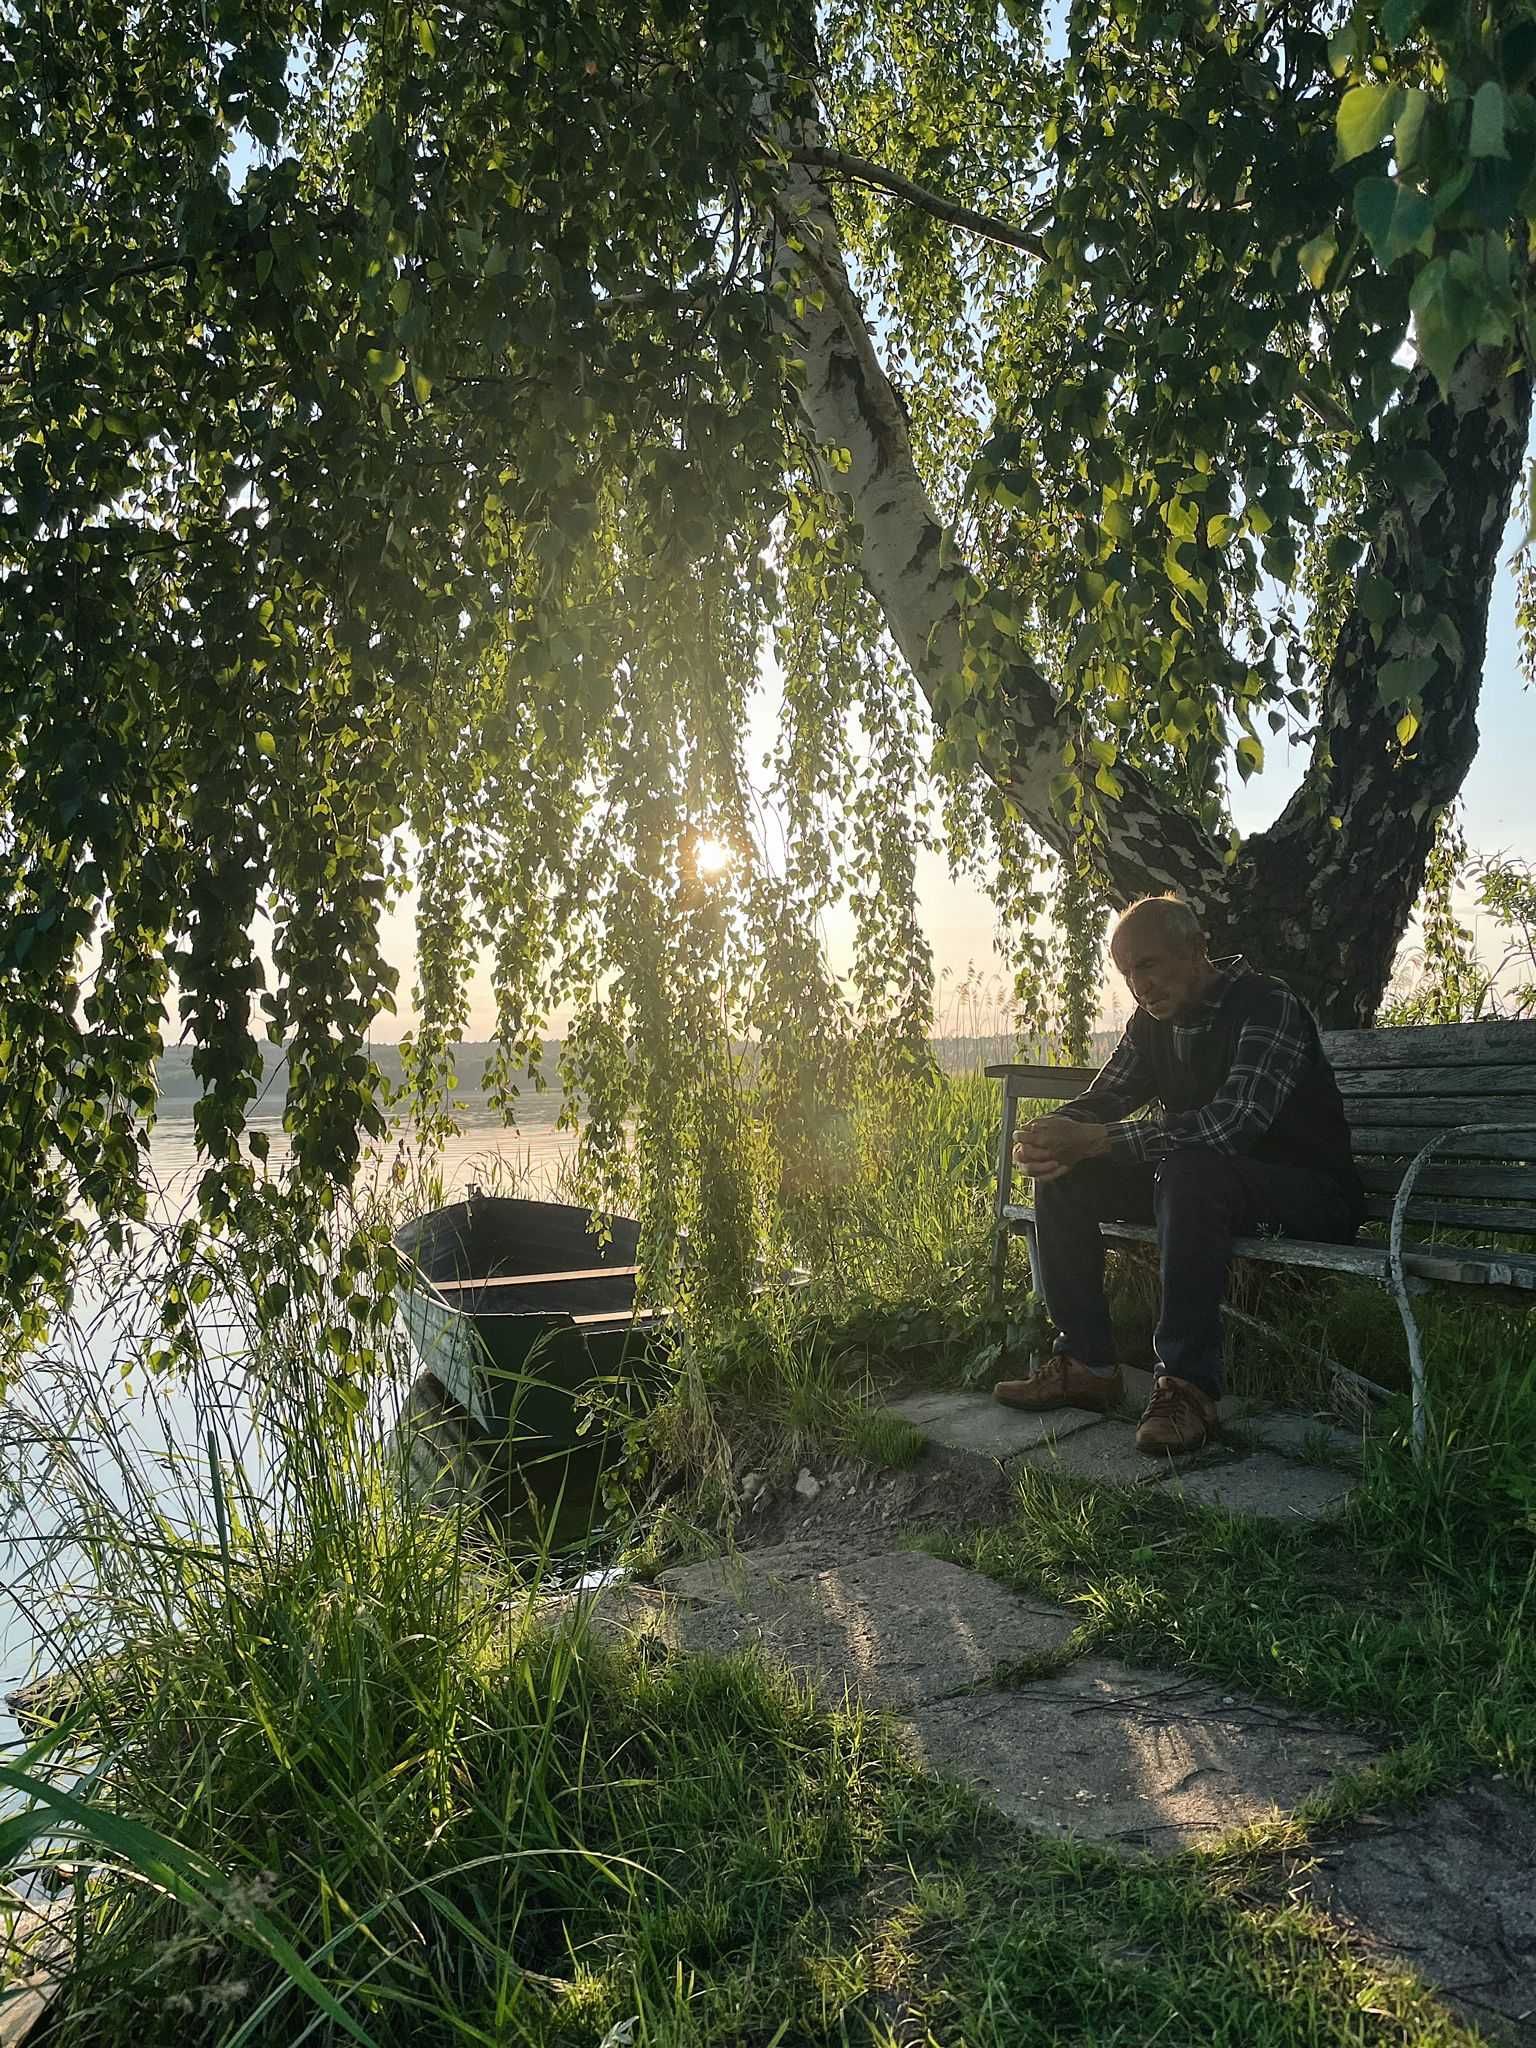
top-left (1321, 1019), bottom-right (1536, 1237)
top-left (987, 1017), bottom-right (1536, 1240)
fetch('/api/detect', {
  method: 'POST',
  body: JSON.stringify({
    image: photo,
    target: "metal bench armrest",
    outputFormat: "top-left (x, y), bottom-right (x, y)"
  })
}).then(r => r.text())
top-left (1389, 1121), bottom-right (1536, 1453)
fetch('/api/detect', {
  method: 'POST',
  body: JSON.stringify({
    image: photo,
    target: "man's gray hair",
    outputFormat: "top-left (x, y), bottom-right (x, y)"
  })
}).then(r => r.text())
top-left (1114, 894), bottom-right (1205, 946)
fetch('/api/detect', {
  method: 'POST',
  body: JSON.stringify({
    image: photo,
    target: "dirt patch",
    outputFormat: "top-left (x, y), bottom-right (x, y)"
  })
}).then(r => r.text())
top-left (730, 1438), bottom-right (1021, 1556)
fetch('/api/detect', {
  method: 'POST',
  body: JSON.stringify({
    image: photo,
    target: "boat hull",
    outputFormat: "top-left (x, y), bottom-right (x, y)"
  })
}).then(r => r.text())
top-left (391, 1196), bottom-right (667, 1528)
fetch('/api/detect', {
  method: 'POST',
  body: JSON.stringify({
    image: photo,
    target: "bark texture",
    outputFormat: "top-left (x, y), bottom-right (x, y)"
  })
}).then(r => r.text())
top-left (773, 147), bottom-right (1531, 1025)
top-left (1234, 353), bottom-right (1531, 1025)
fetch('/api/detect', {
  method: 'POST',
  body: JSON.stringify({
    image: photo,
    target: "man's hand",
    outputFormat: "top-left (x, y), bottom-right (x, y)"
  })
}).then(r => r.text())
top-left (1013, 1114), bottom-right (1111, 1181)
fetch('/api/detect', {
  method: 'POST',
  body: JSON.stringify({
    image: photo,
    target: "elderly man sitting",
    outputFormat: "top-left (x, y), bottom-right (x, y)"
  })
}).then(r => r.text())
top-left (994, 896), bottom-right (1363, 1453)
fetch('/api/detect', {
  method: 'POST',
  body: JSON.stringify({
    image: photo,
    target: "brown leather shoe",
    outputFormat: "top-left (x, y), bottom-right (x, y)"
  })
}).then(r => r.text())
top-left (1136, 1373), bottom-right (1218, 1454)
top-left (993, 1354), bottom-right (1124, 1414)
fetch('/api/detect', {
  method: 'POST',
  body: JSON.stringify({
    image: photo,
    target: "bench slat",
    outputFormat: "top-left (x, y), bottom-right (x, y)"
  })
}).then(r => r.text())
top-left (1000, 1205), bottom-right (1536, 1289)
top-left (983, 1063), bottom-right (1099, 1099)
top-left (1337, 1064), bottom-right (1536, 1098)
top-left (1348, 1126), bottom-right (1536, 1160)
top-left (1362, 1195), bottom-right (1536, 1233)
top-left (1357, 1163), bottom-right (1536, 1200)
top-left (1321, 1020), bottom-right (1536, 1069)
top-left (1343, 1095), bottom-right (1536, 1129)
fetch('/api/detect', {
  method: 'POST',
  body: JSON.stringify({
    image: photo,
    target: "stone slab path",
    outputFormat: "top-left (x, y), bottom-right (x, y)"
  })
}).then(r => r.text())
top-left (614, 1536), bottom-right (1536, 2035)
top-left (661, 1548), bottom-right (1078, 1708)
top-left (598, 1389), bottom-right (1536, 2041)
top-left (642, 1541), bottom-right (1380, 1855)
top-left (884, 1384), bottom-right (1362, 1522)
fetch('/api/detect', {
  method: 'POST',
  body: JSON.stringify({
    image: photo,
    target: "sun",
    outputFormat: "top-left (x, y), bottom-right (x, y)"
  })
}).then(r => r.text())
top-left (693, 836), bottom-right (734, 878)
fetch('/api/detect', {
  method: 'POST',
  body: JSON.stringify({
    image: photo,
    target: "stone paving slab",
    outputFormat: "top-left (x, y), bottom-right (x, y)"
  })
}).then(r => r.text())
top-left (1287, 1777), bottom-right (1536, 2043)
top-left (887, 1390), bottom-right (1101, 1460)
top-left (657, 1549), bottom-right (1080, 1709)
top-left (660, 1538), bottom-right (863, 1602)
top-left (1231, 1409), bottom-right (1366, 1465)
top-left (1119, 1364), bottom-right (1156, 1413)
top-left (1162, 1451), bottom-right (1356, 1523)
top-left (903, 1656), bottom-right (1378, 1854)
top-left (1012, 1418), bottom-right (1179, 1488)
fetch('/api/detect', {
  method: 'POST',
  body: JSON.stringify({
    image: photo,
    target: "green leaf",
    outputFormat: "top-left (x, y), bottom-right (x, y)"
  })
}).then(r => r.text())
top-left (1235, 736), bottom-right (1263, 780)
top-left (1297, 234), bottom-right (1338, 288)
top-left (1100, 499), bottom-right (1132, 539)
top-left (414, 13), bottom-right (437, 57)
top-left (1205, 512), bottom-right (1239, 547)
top-left (1355, 177), bottom-right (1435, 266)
top-left (364, 347), bottom-right (407, 390)
top-left (1382, 0), bottom-right (1425, 42)
top-left (1377, 653), bottom-right (1438, 702)
top-left (1358, 573), bottom-right (1398, 629)
top-left (1395, 88), bottom-right (1431, 171)
top-left (1336, 83), bottom-right (1403, 164)
top-left (1410, 257), bottom-right (1474, 392)
top-left (1469, 80), bottom-right (1508, 159)
top-left (1171, 697), bottom-right (1201, 735)
top-left (1396, 709), bottom-right (1420, 746)
top-left (255, 730), bottom-right (277, 757)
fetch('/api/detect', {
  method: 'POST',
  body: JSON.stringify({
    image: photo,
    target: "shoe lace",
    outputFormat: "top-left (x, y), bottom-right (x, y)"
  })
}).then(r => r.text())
top-left (1144, 1376), bottom-right (1189, 1416)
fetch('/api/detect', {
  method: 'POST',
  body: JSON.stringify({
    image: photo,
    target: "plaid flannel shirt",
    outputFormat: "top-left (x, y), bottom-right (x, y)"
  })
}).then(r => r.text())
top-left (1057, 957), bottom-right (1317, 1163)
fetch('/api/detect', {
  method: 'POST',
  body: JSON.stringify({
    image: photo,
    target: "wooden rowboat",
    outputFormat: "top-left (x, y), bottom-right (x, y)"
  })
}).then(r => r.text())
top-left (391, 1194), bottom-right (666, 1527)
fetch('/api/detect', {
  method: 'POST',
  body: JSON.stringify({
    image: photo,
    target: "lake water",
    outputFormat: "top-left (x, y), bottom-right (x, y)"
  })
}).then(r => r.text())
top-left (0, 1105), bottom-right (584, 1787)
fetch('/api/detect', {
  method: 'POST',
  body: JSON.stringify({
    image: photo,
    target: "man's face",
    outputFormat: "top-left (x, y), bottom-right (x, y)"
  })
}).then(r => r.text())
top-left (1110, 924), bottom-right (1209, 1021)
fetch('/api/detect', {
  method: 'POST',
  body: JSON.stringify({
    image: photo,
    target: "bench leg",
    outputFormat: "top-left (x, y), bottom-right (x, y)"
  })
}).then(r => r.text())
top-left (990, 1089), bottom-right (1018, 1311)
top-left (1389, 1276), bottom-right (1431, 1457)
top-left (1021, 1218), bottom-right (1040, 1297)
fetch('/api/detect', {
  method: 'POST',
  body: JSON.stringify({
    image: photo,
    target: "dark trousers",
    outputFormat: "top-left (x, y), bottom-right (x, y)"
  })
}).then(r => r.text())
top-left (1031, 1148), bottom-right (1359, 1397)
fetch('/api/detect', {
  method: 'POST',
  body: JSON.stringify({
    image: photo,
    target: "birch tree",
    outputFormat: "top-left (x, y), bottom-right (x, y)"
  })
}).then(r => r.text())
top-left (3, 0), bottom-right (1534, 1324)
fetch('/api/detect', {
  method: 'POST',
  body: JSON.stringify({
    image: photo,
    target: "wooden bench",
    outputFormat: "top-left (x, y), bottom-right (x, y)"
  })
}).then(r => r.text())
top-left (987, 1018), bottom-right (1536, 1450)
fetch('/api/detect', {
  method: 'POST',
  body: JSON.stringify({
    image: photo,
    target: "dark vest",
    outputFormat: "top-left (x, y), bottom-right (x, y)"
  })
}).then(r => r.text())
top-left (1138, 971), bottom-right (1363, 1209)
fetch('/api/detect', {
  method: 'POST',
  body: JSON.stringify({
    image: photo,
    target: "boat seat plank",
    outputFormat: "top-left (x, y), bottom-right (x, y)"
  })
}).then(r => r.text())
top-left (431, 1265), bottom-right (640, 1296)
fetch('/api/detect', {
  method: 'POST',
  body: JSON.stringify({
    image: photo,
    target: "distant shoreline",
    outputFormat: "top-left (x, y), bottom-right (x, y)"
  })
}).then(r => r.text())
top-left (148, 1032), bottom-right (1114, 1119)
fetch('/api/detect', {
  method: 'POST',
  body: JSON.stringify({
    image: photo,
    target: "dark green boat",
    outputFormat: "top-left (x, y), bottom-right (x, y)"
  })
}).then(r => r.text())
top-left (392, 1194), bottom-right (665, 1528)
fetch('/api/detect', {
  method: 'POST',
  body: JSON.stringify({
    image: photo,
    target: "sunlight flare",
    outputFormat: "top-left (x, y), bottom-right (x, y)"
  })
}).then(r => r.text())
top-left (692, 835), bottom-right (734, 878)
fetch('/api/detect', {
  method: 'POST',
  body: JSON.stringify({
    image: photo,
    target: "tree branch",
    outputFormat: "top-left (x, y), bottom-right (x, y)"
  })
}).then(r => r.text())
top-left (779, 142), bottom-right (1048, 260)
